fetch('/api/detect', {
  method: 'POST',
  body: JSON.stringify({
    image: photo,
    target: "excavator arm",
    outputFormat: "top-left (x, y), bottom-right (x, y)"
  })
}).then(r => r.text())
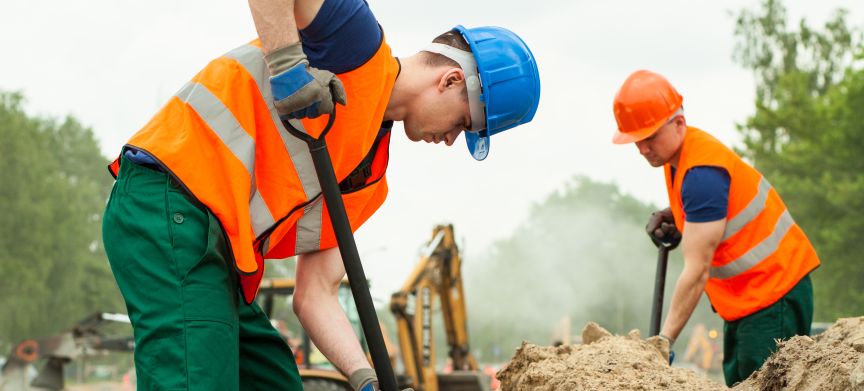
top-left (389, 225), bottom-right (484, 391)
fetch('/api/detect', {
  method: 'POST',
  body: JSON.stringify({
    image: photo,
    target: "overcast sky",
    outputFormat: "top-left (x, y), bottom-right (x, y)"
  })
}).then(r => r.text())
top-left (1, 0), bottom-right (861, 301)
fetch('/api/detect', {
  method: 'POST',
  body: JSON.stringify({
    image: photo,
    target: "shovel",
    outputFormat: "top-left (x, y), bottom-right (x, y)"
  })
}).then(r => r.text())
top-left (649, 223), bottom-right (680, 337)
top-left (282, 111), bottom-right (399, 391)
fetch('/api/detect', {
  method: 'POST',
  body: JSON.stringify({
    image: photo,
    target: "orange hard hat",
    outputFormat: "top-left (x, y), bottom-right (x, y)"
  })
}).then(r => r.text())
top-left (612, 70), bottom-right (683, 144)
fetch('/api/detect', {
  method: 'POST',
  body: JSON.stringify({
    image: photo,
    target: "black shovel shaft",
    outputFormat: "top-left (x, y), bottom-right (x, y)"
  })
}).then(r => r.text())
top-left (307, 139), bottom-right (398, 391)
top-left (650, 245), bottom-right (670, 337)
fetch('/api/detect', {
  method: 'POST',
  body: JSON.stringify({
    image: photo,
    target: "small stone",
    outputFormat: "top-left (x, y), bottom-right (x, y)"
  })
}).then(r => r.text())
top-left (582, 322), bottom-right (612, 345)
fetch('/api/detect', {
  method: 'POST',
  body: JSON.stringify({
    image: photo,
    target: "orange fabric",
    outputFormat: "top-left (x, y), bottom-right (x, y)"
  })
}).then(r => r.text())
top-left (109, 39), bottom-right (399, 303)
top-left (664, 127), bottom-right (820, 321)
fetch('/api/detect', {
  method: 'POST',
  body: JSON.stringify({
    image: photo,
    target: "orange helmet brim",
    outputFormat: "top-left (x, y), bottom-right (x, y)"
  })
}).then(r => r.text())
top-left (612, 122), bottom-right (662, 144)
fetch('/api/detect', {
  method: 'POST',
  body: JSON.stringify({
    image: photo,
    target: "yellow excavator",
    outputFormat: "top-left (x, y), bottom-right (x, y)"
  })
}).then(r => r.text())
top-left (389, 224), bottom-right (488, 391)
top-left (258, 224), bottom-right (488, 391)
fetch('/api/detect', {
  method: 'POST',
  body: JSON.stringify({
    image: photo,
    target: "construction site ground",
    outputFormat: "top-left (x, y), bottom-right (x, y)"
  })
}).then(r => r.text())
top-left (496, 317), bottom-right (864, 391)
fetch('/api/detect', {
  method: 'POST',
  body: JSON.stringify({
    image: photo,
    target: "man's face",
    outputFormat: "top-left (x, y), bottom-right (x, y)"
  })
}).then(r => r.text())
top-left (403, 69), bottom-right (472, 146)
top-left (634, 117), bottom-right (686, 167)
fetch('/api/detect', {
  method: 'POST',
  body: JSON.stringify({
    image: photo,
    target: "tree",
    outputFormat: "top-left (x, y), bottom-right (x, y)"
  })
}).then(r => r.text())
top-left (0, 92), bottom-right (123, 347)
top-left (733, 0), bottom-right (864, 319)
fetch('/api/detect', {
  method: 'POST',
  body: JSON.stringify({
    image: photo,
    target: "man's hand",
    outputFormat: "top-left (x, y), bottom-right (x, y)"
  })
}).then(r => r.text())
top-left (646, 207), bottom-right (681, 248)
top-left (265, 42), bottom-right (347, 119)
top-left (646, 335), bottom-right (672, 364)
top-left (348, 368), bottom-right (414, 391)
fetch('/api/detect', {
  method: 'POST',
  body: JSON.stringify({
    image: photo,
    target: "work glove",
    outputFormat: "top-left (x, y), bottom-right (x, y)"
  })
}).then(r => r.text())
top-left (265, 42), bottom-right (347, 119)
top-left (646, 207), bottom-right (681, 248)
top-left (646, 334), bottom-right (675, 365)
top-left (348, 368), bottom-right (414, 391)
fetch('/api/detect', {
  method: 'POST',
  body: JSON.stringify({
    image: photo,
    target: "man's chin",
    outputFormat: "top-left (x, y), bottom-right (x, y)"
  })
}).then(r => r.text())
top-left (403, 128), bottom-right (421, 142)
top-left (645, 158), bottom-right (664, 167)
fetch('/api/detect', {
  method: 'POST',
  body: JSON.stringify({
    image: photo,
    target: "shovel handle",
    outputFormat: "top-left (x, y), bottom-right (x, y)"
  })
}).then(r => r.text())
top-left (649, 245), bottom-right (670, 337)
top-left (282, 112), bottom-right (399, 391)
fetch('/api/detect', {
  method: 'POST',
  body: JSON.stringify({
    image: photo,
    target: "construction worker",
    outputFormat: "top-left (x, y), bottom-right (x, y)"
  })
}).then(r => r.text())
top-left (612, 70), bottom-right (819, 386)
top-left (101, 0), bottom-right (540, 390)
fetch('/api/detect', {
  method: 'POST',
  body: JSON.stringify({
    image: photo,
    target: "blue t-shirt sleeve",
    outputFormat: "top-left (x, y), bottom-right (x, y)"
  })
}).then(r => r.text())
top-left (681, 166), bottom-right (730, 223)
top-left (300, 0), bottom-right (382, 74)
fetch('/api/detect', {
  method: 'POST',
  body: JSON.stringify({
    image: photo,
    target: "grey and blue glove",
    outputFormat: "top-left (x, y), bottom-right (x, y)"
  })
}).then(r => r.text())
top-left (647, 334), bottom-right (675, 365)
top-left (348, 368), bottom-right (414, 391)
top-left (265, 42), bottom-right (347, 119)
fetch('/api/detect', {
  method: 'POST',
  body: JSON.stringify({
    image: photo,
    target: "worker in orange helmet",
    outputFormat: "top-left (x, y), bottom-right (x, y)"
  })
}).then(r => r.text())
top-left (612, 70), bottom-right (820, 386)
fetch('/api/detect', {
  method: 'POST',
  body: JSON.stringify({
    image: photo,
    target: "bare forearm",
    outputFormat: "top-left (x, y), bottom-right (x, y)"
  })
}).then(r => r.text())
top-left (295, 248), bottom-right (370, 376)
top-left (661, 219), bottom-right (724, 342)
top-left (248, 0), bottom-right (299, 53)
top-left (295, 293), bottom-right (370, 375)
top-left (661, 260), bottom-right (709, 341)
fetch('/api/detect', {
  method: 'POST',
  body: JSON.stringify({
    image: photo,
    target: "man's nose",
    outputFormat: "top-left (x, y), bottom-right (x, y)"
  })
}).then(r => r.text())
top-left (636, 140), bottom-right (650, 155)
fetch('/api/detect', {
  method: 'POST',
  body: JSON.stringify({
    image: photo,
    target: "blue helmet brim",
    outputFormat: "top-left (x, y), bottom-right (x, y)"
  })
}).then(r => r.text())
top-left (465, 131), bottom-right (489, 161)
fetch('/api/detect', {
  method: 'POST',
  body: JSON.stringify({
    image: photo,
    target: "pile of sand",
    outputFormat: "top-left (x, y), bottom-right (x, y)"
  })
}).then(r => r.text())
top-left (496, 322), bottom-right (726, 390)
top-left (734, 316), bottom-right (864, 391)
top-left (497, 318), bottom-right (864, 391)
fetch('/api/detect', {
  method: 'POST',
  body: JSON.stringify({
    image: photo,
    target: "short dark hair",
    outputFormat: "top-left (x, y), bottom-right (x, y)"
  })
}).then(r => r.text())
top-left (423, 30), bottom-right (472, 68)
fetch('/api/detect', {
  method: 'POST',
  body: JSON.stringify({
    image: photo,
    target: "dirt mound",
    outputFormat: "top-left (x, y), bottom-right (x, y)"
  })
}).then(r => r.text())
top-left (496, 322), bottom-right (726, 391)
top-left (734, 316), bottom-right (864, 391)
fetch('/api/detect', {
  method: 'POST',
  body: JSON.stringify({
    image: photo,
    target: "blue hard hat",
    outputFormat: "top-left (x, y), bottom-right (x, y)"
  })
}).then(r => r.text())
top-left (454, 25), bottom-right (541, 160)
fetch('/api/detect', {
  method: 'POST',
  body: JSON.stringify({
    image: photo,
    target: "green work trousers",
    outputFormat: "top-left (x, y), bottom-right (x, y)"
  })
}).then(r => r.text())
top-left (722, 274), bottom-right (813, 386)
top-left (103, 158), bottom-right (303, 391)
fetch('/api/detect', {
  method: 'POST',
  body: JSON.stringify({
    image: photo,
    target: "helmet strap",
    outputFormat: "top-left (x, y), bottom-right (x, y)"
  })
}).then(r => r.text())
top-left (423, 43), bottom-right (486, 132)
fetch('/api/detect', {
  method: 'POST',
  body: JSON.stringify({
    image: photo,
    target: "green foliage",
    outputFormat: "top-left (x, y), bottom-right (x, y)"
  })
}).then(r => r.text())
top-left (464, 177), bottom-right (721, 363)
top-left (0, 92), bottom-right (123, 346)
top-left (733, 0), bottom-right (864, 319)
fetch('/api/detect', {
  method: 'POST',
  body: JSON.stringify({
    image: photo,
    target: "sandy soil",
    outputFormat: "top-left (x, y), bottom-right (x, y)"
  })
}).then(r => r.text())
top-left (497, 318), bottom-right (864, 391)
top-left (734, 316), bottom-right (864, 391)
top-left (496, 322), bottom-right (726, 390)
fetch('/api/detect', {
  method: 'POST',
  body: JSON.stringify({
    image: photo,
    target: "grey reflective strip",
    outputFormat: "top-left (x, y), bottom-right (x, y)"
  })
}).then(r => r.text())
top-left (249, 191), bottom-right (275, 236)
top-left (175, 83), bottom-right (256, 175)
top-left (295, 196), bottom-right (324, 254)
top-left (710, 210), bottom-right (795, 279)
top-left (176, 81), bottom-right (275, 235)
top-left (722, 177), bottom-right (771, 241)
top-left (224, 45), bottom-right (321, 199)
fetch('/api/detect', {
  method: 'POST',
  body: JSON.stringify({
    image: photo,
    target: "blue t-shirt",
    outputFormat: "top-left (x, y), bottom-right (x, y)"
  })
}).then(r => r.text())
top-left (300, 0), bottom-right (382, 74)
top-left (127, 0), bottom-right (381, 166)
top-left (673, 166), bottom-right (731, 223)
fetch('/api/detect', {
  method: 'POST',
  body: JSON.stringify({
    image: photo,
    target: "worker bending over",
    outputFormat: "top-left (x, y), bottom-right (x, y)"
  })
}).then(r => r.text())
top-left (612, 70), bottom-right (819, 386)
top-left (101, 0), bottom-right (540, 390)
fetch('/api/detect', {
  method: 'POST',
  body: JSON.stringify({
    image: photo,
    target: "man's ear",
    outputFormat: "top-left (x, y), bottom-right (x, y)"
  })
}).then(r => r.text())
top-left (438, 68), bottom-right (465, 91)
top-left (673, 115), bottom-right (687, 137)
top-left (675, 115), bottom-right (687, 131)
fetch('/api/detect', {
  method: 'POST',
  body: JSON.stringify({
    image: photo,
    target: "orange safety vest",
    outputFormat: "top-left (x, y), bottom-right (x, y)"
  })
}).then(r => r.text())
top-left (109, 38), bottom-right (400, 303)
top-left (664, 127), bottom-right (820, 321)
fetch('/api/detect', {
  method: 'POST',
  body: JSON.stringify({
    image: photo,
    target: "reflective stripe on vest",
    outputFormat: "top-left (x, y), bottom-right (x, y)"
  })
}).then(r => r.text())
top-left (223, 44), bottom-right (322, 200)
top-left (174, 80), bottom-right (277, 237)
top-left (296, 196), bottom-right (325, 253)
top-left (711, 210), bottom-right (795, 279)
top-left (721, 177), bottom-right (771, 242)
top-left (223, 44), bottom-right (323, 241)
